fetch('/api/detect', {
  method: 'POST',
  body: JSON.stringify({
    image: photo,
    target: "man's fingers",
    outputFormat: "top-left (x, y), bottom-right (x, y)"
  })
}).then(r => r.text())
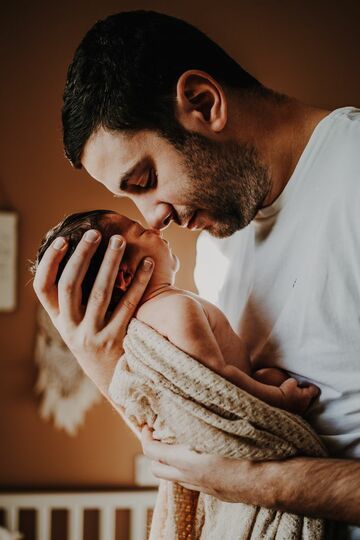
top-left (141, 425), bottom-right (156, 446)
top-left (108, 257), bottom-right (154, 329)
top-left (141, 425), bottom-right (192, 467)
top-left (141, 426), bottom-right (229, 498)
top-left (150, 460), bottom-right (210, 493)
top-left (178, 482), bottom-right (203, 493)
top-left (57, 229), bottom-right (102, 322)
top-left (33, 237), bottom-right (68, 317)
top-left (141, 426), bottom-right (174, 465)
top-left (150, 461), bottom-right (190, 483)
top-left (85, 235), bottom-right (126, 328)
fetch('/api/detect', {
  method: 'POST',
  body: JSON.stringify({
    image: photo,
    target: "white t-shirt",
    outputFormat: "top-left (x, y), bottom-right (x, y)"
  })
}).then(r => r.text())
top-left (195, 107), bottom-right (360, 539)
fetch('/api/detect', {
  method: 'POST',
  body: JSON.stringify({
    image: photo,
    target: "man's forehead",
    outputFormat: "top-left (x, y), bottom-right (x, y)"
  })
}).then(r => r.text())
top-left (81, 127), bottom-right (148, 183)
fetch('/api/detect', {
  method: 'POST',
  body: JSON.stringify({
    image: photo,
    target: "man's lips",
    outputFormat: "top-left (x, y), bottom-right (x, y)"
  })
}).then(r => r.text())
top-left (179, 210), bottom-right (204, 230)
top-left (186, 211), bottom-right (201, 230)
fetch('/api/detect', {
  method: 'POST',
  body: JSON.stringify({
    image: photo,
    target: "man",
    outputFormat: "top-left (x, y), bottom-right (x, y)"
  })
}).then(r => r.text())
top-left (34, 11), bottom-right (360, 537)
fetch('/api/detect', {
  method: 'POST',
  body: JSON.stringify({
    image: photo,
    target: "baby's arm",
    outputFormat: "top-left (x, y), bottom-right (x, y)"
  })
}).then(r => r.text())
top-left (253, 367), bottom-right (290, 386)
top-left (138, 295), bottom-right (319, 413)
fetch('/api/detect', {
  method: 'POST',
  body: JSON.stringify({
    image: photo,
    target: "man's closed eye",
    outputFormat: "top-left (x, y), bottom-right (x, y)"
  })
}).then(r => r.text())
top-left (124, 169), bottom-right (158, 194)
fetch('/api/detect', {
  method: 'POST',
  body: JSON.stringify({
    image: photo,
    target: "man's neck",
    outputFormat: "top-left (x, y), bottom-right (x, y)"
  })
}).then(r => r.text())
top-left (264, 102), bottom-right (331, 206)
top-left (231, 92), bottom-right (331, 207)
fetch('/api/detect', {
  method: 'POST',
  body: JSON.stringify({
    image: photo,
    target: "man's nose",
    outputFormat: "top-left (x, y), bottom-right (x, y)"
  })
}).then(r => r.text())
top-left (143, 204), bottom-right (174, 231)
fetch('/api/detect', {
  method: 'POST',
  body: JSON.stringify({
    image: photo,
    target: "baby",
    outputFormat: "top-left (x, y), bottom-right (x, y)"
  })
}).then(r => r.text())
top-left (33, 209), bottom-right (319, 414)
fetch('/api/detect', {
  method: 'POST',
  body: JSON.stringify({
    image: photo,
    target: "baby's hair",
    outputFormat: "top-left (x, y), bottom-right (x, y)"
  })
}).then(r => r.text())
top-left (31, 209), bottom-right (124, 311)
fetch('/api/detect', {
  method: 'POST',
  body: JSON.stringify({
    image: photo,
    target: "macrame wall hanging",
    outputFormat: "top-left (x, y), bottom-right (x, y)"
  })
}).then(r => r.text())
top-left (34, 307), bottom-right (101, 436)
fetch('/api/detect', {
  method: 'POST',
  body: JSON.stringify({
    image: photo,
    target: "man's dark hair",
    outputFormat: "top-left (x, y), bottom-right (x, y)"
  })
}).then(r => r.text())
top-left (31, 209), bottom-right (124, 311)
top-left (63, 10), bottom-right (264, 167)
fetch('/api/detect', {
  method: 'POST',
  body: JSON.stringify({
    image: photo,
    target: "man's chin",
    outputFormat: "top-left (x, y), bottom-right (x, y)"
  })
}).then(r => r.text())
top-left (205, 220), bottom-right (242, 239)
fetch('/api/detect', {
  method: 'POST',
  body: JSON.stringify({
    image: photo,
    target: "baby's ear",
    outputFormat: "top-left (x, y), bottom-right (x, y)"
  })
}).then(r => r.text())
top-left (116, 263), bottom-right (133, 291)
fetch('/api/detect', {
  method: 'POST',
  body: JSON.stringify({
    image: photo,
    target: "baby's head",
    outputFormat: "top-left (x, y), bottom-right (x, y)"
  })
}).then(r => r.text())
top-left (32, 210), bottom-right (179, 311)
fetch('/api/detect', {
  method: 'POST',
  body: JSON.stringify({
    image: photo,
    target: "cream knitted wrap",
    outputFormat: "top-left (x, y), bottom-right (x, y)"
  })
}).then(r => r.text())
top-left (108, 319), bottom-right (328, 540)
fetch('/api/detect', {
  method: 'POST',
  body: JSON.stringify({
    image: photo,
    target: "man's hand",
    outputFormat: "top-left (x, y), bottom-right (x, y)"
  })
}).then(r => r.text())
top-left (33, 230), bottom-right (154, 395)
top-left (141, 426), bottom-right (360, 526)
top-left (141, 426), bottom-right (260, 502)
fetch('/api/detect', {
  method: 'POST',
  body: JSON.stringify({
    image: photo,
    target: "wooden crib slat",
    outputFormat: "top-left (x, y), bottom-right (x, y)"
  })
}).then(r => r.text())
top-left (37, 507), bottom-right (51, 540)
top-left (130, 507), bottom-right (147, 540)
top-left (4, 506), bottom-right (18, 532)
top-left (99, 507), bottom-right (115, 540)
top-left (68, 506), bottom-right (83, 540)
top-left (0, 490), bottom-right (158, 540)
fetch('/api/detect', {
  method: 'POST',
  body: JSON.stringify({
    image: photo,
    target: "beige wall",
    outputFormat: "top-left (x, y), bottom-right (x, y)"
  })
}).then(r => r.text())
top-left (1, 0), bottom-right (359, 488)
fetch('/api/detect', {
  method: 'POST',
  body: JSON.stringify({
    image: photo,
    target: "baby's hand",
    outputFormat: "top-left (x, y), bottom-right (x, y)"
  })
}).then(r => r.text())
top-left (279, 378), bottom-right (320, 414)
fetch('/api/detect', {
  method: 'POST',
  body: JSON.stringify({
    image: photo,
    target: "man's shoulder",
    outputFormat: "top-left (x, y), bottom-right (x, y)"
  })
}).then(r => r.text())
top-left (309, 107), bottom-right (360, 200)
top-left (329, 107), bottom-right (360, 156)
top-left (329, 106), bottom-right (360, 128)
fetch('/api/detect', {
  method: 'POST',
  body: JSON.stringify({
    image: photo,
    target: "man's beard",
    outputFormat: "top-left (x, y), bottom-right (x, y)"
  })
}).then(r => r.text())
top-left (167, 129), bottom-right (272, 238)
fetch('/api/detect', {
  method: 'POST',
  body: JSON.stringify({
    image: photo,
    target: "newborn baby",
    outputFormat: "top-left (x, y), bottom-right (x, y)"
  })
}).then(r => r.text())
top-left (33, 209), bottom-right (319, 414)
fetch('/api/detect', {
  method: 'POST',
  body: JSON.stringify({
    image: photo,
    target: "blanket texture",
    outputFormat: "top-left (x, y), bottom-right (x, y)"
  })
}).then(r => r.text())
top-left (108, 319), bottom-right (329, 540)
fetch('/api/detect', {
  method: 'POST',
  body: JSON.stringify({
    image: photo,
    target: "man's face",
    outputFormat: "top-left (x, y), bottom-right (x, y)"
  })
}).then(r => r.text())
top-left (82, 126), bottom-right (271, 238)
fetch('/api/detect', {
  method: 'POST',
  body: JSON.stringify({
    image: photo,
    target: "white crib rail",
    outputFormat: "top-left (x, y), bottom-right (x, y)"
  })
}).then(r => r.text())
top-left (0, 489), bottom-right (158, 540)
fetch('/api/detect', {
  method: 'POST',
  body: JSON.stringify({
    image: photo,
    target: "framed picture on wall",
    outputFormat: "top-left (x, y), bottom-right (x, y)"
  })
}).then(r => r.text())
top-left (0, 211), bottom-right (18, 311)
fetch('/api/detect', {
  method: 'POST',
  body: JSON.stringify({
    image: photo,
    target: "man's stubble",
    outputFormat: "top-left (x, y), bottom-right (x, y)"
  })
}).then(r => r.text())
top-left (170, 130), bottom-right (272, 238)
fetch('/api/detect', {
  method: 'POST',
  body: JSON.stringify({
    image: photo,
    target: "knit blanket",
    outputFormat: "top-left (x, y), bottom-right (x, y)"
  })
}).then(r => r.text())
top-left (108, 318), bottom-right (329, 540)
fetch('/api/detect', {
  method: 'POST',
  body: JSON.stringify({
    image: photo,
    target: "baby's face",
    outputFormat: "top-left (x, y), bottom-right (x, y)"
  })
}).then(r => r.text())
top-left (104, 213), bottom-right (179, 282)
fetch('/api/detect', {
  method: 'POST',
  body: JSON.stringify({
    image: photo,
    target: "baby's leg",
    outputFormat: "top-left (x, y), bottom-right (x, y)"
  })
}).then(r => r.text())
top-left (221, 364), bottom-right (319, 413)
top-left (253, 367), bottom-right (289, 387)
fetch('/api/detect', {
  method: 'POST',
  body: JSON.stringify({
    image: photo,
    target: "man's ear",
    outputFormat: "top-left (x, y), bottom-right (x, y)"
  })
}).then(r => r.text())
top-left (116, 262), bottom-right (133, 292)
top-left (175, 70), bottom-right (228, 134)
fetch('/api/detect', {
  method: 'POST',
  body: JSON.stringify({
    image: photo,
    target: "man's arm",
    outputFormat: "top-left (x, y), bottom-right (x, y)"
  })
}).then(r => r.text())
top-left (141, 426), bottom-right (360, 525)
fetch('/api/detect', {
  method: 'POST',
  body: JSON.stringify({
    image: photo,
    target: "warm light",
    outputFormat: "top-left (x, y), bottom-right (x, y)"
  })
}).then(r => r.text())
top-left (194, 232), bottom-right (230, 304)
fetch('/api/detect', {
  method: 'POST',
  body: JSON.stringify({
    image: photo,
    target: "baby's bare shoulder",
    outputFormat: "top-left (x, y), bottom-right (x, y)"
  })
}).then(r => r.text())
top-left (139, 291), bottom-right (202, 313)
top-left (136, 292), bottom-right (205, 338)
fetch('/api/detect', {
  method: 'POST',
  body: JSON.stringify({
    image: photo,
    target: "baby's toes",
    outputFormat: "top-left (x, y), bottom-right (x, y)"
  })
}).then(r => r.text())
top-left (280, 377), bottom-right (298, 391)
top-left (302, 384), bottom-right (321, 399)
